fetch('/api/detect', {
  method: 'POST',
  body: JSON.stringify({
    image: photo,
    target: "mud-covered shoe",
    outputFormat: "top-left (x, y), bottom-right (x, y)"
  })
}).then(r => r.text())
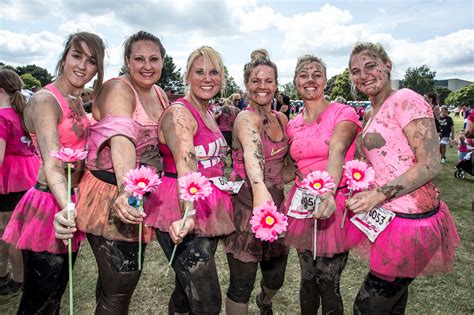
top-left (256, 293), bottom-right (273, 315)
top-left (0, 279), bottom-right (22, 295)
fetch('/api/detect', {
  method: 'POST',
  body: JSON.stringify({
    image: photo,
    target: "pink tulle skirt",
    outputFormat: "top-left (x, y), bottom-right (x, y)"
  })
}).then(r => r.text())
top-left (144, 175), bottom-right (235, 237)
top-left (223, 186), bottom-right (289, 263)
top-left (76, 170), bottom-right (154, 242)
top-left (346, 201), bottom-right (460, 279)
top-left (0, 154), bottom-right (39, 194)
top-left (2, 186), bottom-right (84, 254)
top-left (283, 184), bottom-right (364, 257)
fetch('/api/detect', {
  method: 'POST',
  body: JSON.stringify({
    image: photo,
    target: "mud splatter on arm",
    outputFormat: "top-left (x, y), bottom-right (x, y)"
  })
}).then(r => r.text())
top-left (377, 117), bottom-right (442, 201)
top-left (234, 112), bottom-right (272, 207)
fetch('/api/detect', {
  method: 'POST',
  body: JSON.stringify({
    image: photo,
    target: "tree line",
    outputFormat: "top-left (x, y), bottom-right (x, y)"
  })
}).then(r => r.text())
top-left (1, 60), bottom-right (472, 106)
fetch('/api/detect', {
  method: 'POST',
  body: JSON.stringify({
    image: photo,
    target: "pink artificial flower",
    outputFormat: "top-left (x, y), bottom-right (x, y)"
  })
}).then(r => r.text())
top-left (178, 172), bottom-right (213, 202)
top-left (343, 160), bottom-right (375, 191)
top-left (250, 201), bottom-right (288, 242)
top-left (302, 170), bottom-right (335, 195)
top-left (123, 166), bottom-right (161, 198)
top-left (50, 147), bottom-right (88, 163)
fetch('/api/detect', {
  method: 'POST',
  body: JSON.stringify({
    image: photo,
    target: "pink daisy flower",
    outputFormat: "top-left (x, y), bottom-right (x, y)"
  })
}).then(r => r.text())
top-left (250, 201), bottom-right (288, 242)
top-left (302, 170), bottom-right (335, 195)
top-left (50, 147), bottom-right (88, 163)
top-left (178, 172), bottom-right (213, 202)
top-left (123, 166), bottom-right (161, 199)
top-left (343, 160), bottom-right (375, 191)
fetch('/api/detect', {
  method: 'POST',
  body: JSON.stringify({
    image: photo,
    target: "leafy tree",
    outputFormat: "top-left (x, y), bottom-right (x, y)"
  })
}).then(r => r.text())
top-left (403, 65), bottom-right (436, 95)
top-left (435, 86), bottom-right (451, 105)
top-left (20, 73), bottom-right (41, 89)
top-left (280, 82), bottom-right (299, 99)
top-left (223, 66), bottom-right (239, 97)
top-left (330, 68), bottom-right (367, 101)
top-left (16, 64), bottom-right (53, 87)
top-left (157, 55), bottom-right (185, 94)
top-left (0, 62), bottom-right (16, 72)
top-left (445, 83), bottom-right (474, 106)
top-left (325, 74), bottom-right (337, 98)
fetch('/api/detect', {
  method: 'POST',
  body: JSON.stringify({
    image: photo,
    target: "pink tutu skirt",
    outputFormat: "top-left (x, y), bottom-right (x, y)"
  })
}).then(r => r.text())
top-left (144, 175), bottom-right (235, 237)
top-left (223, 186), bottom-right (289, 263)
top-left (76, 170), bottom-right (154, 242)
top-left (283, 184), bottom-right (364, 257)
top-left (2, 185), bottom-right (84, 254)
top-left (346, 201), bottom-right (460, 280)
top-left (0, 154), bottom-right (39, 194)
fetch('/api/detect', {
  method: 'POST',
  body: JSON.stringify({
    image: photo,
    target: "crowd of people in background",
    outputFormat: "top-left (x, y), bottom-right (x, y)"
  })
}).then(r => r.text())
top-left (0, 29), bottom-right (471, 315)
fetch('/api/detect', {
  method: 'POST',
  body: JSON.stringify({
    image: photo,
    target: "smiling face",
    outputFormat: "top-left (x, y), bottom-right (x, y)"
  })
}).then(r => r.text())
top-left (187, 55), bottom-right (222, 101)
top-left (294, 61), bottom-right (327, 101)
top-left (126, 40), bottom-right (163, 88)
top-left (349, 52), bottom-right (391, 98)
top-left (62, 41), bottom-right (98, 89)
top-left (245, 65), bottom-right (277, 107)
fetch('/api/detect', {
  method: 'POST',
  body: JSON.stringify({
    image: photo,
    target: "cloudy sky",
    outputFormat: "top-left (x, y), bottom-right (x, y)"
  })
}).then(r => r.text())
top-left (1, 0), bottom-right (473, 88)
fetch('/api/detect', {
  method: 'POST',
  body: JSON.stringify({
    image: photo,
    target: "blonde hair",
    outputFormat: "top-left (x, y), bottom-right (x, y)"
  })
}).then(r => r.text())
top-left (184, 46), bottom-right (225, 91)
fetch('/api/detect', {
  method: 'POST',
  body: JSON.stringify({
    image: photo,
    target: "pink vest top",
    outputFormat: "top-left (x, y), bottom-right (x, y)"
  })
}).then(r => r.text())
top-left (159, 98), bottom-right (228, 178)
top-left (232, 108), bottom-right (288, 189)
top-left (31, 84), bottom-right (90, 162)
top-left (86, 77), bottom-right (166, 171)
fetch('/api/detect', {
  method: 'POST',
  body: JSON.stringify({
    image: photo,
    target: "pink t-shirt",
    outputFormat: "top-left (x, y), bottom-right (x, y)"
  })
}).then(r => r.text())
top-left (361, 89), bottom-right (440, 214)
top-left (217, 106), bottom-right (239, 132)
top-left (288, 102), bottom-right (361, 187)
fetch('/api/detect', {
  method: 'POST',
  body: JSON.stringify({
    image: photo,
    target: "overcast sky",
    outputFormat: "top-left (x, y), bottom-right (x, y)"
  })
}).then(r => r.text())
top-left (1, 0), bottom-right (473, 89)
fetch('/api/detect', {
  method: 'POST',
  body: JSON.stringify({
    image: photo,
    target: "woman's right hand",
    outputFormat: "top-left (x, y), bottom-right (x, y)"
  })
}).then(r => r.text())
top-left (53, 207), bottom-right (77, 240)
top-left (113, 192), bottom-right (145, 224)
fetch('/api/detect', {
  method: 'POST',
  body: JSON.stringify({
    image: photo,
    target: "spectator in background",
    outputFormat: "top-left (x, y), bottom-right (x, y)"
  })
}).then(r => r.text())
top-left (217, 94), bottom-right (240, 166)
top-left (460, 102), bottom-right (472, 129)
top-left (81, 87), bottom-right (93, 114)
top-left (0, 69), bottom-right (40, 296)
top-left (276, 93), bottom-right (291, 119)
top-left (439, 106), bottom-right (454, 163)
top-left (424, 92), bottom-right (441, 133)
top-left (455, 130), bottom-right (472, 161)
top-left (237, 90), bottom-right (247, 110)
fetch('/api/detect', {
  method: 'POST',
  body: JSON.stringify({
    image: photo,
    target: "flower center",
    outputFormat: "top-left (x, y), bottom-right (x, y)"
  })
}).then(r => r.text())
top-left (312, 180), bottom-right (323, 189)
top-left (189, 184), bottom-right (198, 195)
top-left (265, 216), bottom-right (275, 226)
top-left (262, 214), bottom-right (276, 228)
top-left (137, 181), bottom-right (147, 189)
top-left (353, 172), bottom-right (361, 180)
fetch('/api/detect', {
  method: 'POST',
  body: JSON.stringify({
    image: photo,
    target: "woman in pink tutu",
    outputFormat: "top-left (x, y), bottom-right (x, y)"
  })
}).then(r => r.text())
top-left (345, 42), bottom-right (460, 314)
top-left (0, 69), bottom-right (39, 296)
top-left (283, 55), bottom-right (361, 314)
top-left (55, 31), bottom-right (168, 314)
top-left (223, 49), bottom-right (290, 314)
top-left (144, 46), bottom-right (234, 315)
top-left (2, 32), bottom-right (105, 313)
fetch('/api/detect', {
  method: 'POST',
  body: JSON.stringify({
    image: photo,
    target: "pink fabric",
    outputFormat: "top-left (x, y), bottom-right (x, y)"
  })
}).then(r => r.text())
top-left (468, 110), bottom-right (474, 123)
top-left (354, 88), bottom-right (460, 279)
top-left (361, 89), bottom-right (439, 214)
top-left (283, 102), bottom-right (362, 257)
top-left (85, 77), bottom-right (165, 172)
top-left (4, 83), bottom-right (88, 253)
top-left (217, 106), bottom-right (239, 132)
top-left (231, 108), bottom-right (288, 188)
top-left (30, 84), bottom-right (90, 163)
top-left (2, 187), bottom-right (84, 254)
top-left (144, 98), bottom-right (234, 236)
top-left (0, 108), bottom-right (39, 194)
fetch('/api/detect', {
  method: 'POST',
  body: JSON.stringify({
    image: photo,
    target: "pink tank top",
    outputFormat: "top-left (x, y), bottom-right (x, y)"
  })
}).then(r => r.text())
top-left (86, 77), bottom-right (166, 171)
top-left (232, 108), bottom-right (288, 189)
top-left (30, 84), bottom-right (90, 162)
top-left (159, 98), bottom-right (228, 178)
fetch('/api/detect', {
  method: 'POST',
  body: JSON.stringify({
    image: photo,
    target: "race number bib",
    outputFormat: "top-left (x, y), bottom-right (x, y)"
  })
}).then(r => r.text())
top-left (209, 177), bottom-right (244, 194)
top-left (287, 188), bottom-right (320, 219)
top-left (350, 207), bottom-right (395, 242)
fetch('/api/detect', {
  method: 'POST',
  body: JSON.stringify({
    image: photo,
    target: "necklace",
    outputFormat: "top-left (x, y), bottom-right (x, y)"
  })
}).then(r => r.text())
top-left (66, 94), bottom-right (81, 100)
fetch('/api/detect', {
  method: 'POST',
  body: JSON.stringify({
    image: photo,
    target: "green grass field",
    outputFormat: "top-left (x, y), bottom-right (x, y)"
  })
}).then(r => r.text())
top-left (1, 116), bottom-right (472, 314)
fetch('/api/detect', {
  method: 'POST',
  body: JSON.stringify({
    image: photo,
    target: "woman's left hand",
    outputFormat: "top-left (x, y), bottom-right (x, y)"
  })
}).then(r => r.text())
top-left (314, 192), bottom-right (336, 219)
top-left (345, 189), bottom-right (386, 214)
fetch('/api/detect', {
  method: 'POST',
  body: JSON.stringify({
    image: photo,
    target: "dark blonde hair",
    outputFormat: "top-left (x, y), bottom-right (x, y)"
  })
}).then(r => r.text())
top-left (0, 68), bottom-right (28, 136)
top-left (243, 49), bottom-right (278, 85)
top-left (293, 54), bottom-right (327, 84)
top-left (55, 32), bottom-right (106, 98)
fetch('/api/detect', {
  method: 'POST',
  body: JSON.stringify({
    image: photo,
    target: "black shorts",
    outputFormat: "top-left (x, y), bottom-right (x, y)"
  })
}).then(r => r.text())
top-left (0, 191), bottom-right (26, 212)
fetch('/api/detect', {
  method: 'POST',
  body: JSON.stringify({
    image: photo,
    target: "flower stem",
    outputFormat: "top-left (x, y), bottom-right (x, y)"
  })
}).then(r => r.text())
top-left (138, 200), bottom-right (143, 271)
top-left (67, 163), bottom-right (74, 315)
top-left (341, 188), bottom-right (353, 229)
top-left (313, 219), bottom-right (317, 260)
top-left (168, 202), bottom-right (190, 268)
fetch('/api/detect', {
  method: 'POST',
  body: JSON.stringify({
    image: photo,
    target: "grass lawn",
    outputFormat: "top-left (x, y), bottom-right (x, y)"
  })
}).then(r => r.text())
top-left (1, 116), bottom-right (472, 314)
